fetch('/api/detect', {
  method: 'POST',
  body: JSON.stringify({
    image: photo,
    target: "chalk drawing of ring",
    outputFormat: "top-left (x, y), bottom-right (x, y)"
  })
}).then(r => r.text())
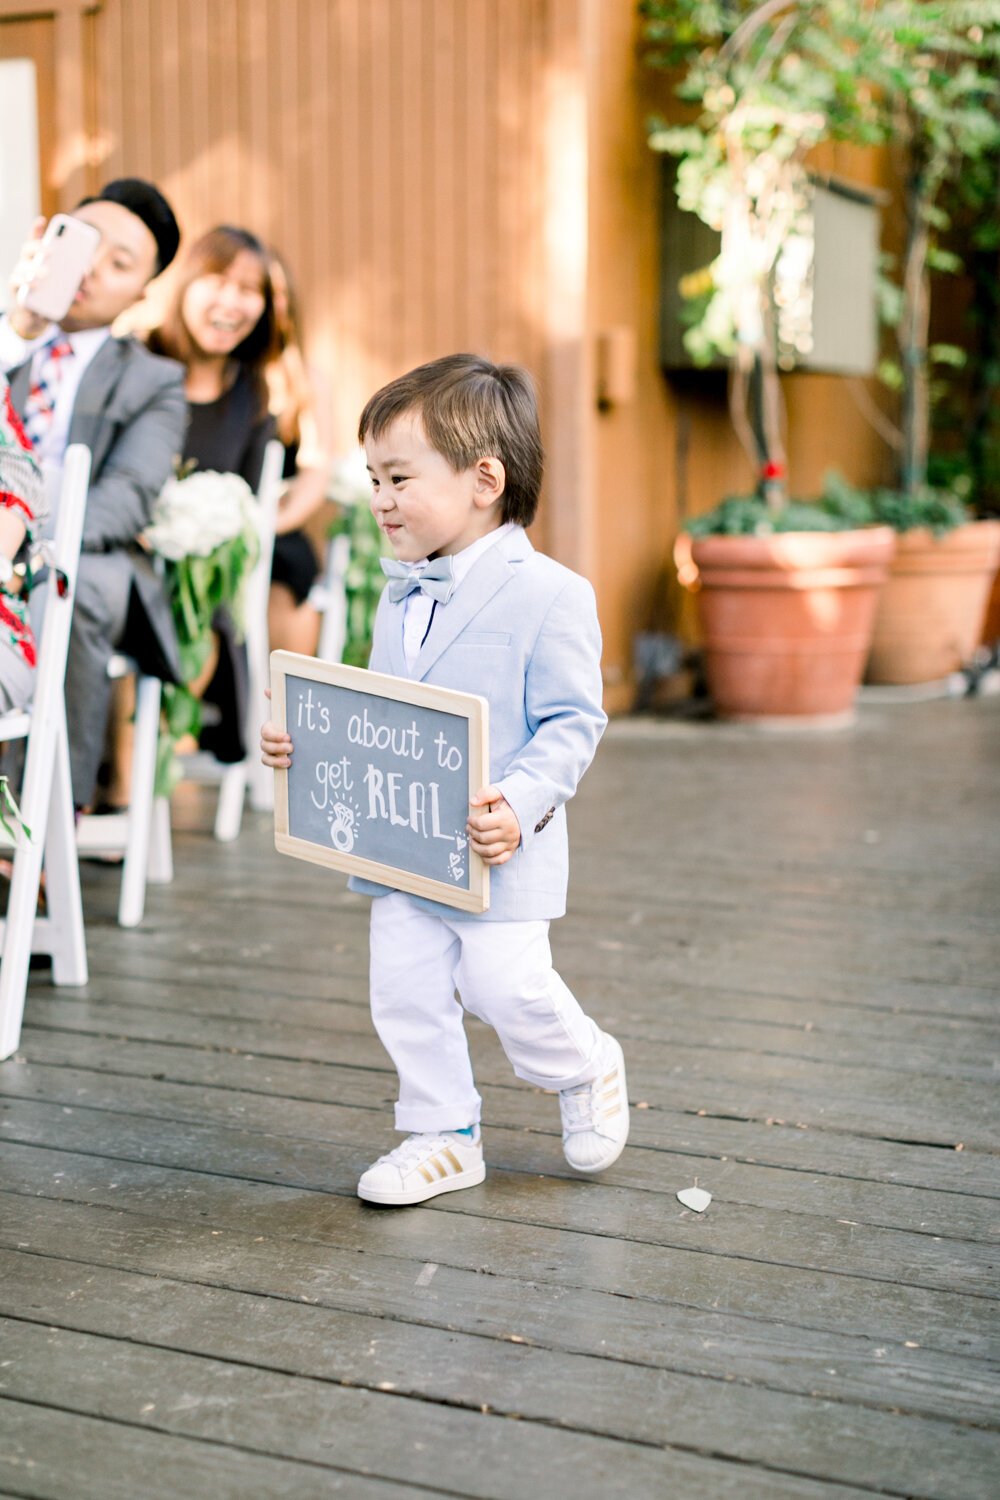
top-left (329, 803), bottom-right (356, 853)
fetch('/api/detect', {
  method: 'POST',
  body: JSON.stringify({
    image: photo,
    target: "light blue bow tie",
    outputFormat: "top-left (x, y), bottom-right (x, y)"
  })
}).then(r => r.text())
top-left (381, 555), bottom-right (456, 605)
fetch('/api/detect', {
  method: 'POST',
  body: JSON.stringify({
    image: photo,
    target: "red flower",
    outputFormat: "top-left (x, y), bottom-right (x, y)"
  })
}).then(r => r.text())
top-left (761, 461), bottom-right (785, 480)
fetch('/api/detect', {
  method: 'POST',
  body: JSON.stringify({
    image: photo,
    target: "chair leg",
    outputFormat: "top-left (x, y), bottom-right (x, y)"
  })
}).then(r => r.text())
top-left (119, 674), bottom-right (161, 927)
top-left (248, 750), bottom-right (274, 813)
top-left (0, 714), bottom-right (87, 1057)
top-left (0, 818), bottom-right (46, 1061)
top-left (148, 796), bottom-right (174, 884)
top-left (214, 761), bottom-right (247, 842)
top-left (43, 723), bottom-right (88, 987)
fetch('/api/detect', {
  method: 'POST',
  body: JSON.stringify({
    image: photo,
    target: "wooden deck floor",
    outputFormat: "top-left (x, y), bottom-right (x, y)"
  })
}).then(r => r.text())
top-left (1, 696), bottom-right (998, 1499)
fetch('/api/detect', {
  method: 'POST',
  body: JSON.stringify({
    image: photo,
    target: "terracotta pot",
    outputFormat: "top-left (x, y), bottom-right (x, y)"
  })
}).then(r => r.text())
top-left (866, 520), bottom-right (1000, 684)
top-left (686, 527), bottom-right (896, 722)
top-left (982, 561), bottom-right (1000, 648)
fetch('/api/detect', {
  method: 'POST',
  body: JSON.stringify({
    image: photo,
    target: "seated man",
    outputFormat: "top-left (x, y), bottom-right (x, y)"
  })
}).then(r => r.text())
top-left (0, 178), bottom-right (186, 807)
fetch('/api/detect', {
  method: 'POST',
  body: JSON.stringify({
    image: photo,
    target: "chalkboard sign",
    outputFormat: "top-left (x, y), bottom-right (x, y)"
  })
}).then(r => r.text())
top-left (271, 650), bottom-right (490, 913)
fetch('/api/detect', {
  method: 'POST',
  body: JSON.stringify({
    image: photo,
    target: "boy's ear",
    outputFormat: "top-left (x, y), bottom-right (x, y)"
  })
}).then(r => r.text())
top-left (473, 456), bottom-right (505, 509)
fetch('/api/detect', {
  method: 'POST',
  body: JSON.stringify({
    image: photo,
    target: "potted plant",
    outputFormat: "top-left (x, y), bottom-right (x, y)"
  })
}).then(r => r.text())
top-left (644, 0), bottom-right (1000, 705)
top-left (853, 6), bottom-right (1000, 682)
top-left (643, 0), bottom-right (897, 721)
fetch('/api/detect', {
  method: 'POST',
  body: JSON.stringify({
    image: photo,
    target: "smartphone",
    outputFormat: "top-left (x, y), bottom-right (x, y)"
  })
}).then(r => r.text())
top-left (16, 214), bottom-right (102, 323)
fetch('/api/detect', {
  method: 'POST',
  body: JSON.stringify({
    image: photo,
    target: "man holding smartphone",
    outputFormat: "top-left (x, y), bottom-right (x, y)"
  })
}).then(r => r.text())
top-left (0, 178), bottom-right (187, 809)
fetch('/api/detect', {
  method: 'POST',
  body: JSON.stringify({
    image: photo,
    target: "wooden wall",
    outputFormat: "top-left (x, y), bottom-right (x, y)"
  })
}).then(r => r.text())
top-left (2, 0), bottom-right (894, 710)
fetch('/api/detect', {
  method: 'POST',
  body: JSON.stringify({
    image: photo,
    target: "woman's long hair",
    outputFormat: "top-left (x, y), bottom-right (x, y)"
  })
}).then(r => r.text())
top-left (266, 248), bottom-right (315, 450)
top-left (149, 225), bottom-right (279, 417)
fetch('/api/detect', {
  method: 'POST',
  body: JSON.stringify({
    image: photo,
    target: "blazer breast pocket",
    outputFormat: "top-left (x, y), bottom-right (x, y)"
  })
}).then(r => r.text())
top-left (456, 631), bottom-right (512, 647)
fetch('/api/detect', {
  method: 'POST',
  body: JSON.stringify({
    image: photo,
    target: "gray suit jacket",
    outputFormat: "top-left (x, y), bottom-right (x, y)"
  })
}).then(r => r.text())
top-left (10, 335), bottom-right (188, 679)
top-left (350, 528), bottom-right (608, 921)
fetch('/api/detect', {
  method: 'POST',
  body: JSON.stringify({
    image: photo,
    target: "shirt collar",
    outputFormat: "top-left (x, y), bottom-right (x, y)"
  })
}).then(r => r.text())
top-left (418, 521), bottom-right (517, 591)
top-left (65, 326), bottom-right (112, 363)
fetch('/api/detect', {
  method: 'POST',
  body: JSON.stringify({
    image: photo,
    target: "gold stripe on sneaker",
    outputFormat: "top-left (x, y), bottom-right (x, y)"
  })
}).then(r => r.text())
top-left (418, 1165), bottom-right (435, 1183)
top-left (429, 1155), bottom-right (449, 1178)
top-left (603, 1071), bottom-right (617, 1084)
top-left (441, 1147), bottom-right (463, 1173)
top-left (604, 1104), bottom-right (622, 1116)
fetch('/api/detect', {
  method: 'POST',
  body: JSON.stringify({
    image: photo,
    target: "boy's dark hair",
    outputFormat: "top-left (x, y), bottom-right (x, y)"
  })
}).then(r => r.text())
top-left (77, 178), bottom-right (180, 276)
top-left (358, 353), bottom-right (543, 527)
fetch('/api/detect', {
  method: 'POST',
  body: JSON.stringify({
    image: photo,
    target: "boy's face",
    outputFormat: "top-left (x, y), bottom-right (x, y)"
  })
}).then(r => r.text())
top-left (366, 415), bottom-right (503, 561)
top-left (60, 200), bottom-right (159, 332)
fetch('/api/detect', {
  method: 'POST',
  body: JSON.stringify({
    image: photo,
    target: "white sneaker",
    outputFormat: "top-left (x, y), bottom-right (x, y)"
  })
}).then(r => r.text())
top-left (559, 1034), bottom-right (629, 1172)
top-left (357, 1129), bottom-right (485, 1206)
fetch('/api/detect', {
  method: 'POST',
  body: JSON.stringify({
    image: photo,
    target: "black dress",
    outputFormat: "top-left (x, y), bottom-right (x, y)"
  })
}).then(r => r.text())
top-left (183, 369), bottom-right (276, 762)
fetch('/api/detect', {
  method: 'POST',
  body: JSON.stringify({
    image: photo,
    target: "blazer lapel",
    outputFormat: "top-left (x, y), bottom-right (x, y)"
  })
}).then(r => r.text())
top-left (67, 337), bottom-right (126, 472)
top-left (413, 529), bottom-right (532, 681)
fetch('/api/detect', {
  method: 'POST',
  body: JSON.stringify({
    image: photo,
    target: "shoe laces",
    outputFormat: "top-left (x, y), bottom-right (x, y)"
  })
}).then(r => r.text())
top-left (377, 1133), bottom-right (451, 1171)
top-left (560, 1076), bottom-right (601, 1134)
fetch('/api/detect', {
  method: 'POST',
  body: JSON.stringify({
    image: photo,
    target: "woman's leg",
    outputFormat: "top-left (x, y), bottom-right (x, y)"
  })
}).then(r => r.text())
top-left (268, 581), bottom-right (321, 656)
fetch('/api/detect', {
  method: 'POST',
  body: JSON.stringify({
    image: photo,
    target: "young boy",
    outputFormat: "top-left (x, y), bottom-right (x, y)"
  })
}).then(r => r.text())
top-left (261, 353), bottom-right (627, 1205)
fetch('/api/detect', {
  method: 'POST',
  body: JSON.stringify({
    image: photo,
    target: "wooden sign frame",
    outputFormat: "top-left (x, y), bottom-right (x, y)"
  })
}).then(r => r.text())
top-left (271, 650), bottom-right (490, 913)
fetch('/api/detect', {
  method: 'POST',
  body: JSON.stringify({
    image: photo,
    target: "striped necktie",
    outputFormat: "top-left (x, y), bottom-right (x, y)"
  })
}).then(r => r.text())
top-left (23, 334), bottom-right (74, 449)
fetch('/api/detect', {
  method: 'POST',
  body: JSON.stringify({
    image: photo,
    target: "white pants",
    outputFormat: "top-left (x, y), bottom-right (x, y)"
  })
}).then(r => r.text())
top-left (369, 891), bottom-right (604, 1133)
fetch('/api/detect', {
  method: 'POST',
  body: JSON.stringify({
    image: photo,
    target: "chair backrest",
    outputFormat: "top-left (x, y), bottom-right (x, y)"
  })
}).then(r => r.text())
top-left (243, 439), bottom-right (284, 733)
top-left (16, 443), bottom-right (91, 829)
top-left (316, 531), bottom-right (351, 664)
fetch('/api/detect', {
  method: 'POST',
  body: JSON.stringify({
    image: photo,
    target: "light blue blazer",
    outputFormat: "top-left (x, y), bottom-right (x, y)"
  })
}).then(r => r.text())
top-left (349, 526), bottom-right (607, 921)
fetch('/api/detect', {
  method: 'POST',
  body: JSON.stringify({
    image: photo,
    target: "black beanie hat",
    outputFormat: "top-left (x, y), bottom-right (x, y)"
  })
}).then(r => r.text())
top-left (76, 177), bottom-right (181, 275)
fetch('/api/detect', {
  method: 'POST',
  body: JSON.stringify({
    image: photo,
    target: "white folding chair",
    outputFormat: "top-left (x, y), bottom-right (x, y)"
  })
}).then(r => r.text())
top-left (0, 443), bottom-right (91, 1060)
top-left (75, 441), bottom-right (284, 919)
top-left (74, 654), bottom-right (167, 927)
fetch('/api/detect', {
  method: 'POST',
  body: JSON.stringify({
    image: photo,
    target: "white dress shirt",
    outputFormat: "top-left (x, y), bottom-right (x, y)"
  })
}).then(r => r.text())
top-left (401, 522), bottom-right (516, 671)
top-left (0, 314), bottom-right (111, 527)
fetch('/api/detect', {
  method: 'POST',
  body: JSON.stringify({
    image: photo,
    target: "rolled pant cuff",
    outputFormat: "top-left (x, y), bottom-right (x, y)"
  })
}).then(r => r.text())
top-left (394, 1097), bottom-right (482, 1134)
top-left (510, 1028), bottom-right (607, 1092)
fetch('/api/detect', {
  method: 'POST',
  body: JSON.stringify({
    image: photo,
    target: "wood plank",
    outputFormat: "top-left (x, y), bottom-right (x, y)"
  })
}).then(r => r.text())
top-left (1, 1311), bottom-right (995, 1500)
top-left (19, 989), bottom-right (1000, 1146)
top-left (2, 1195), bottom-right (997, 1437)
top-left (13, 1031), bottom-right (1000, 1209)
top-left (1, 1100), bottom-right (995, 1298)
top-left (0, 1133), bottom-right (993, 1360)
top-left (76, 929), bottom-right (1000, 1032)
top-left (26, 960), bottom-right (1000, 1080)
top-left (3, 1058), bottom-right (998, 1244)
top-left (1, 1243), bottom-right (995, 1442)
top-left (11, 1019), bottom-right (1000, 1196)
top-left (0, 1397), bottom-right (426, 1499)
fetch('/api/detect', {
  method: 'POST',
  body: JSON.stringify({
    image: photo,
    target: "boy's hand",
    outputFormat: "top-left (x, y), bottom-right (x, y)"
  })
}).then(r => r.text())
top-left (467, 786), bottom-right (520, 866)
top-left (261, 718), bottom-right (293, 768)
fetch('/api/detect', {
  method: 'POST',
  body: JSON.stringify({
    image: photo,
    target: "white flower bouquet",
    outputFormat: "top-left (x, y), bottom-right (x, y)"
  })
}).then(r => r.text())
top-left (144, 467), bottom-right (260, 790)
top-left (326, 446), bottom-right (373, 509)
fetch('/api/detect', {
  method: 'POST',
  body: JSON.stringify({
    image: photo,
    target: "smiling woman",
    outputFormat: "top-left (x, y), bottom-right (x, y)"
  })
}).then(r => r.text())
top-left (146, 226), bottom-right (280, 764)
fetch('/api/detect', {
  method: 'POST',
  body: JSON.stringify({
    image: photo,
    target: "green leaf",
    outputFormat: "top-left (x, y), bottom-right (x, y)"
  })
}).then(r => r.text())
top-left (929, 343), bottom-right (968, 368)
top-left (877, 359), bottom-right (905, 391)
top-left (926, 246), bottom-right (964, 274)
